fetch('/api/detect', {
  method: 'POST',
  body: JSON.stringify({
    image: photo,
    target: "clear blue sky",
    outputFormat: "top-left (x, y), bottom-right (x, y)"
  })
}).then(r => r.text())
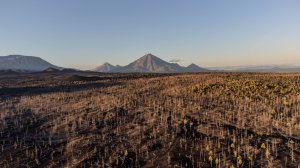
top-left (0, 0), bottom-right (300, 69)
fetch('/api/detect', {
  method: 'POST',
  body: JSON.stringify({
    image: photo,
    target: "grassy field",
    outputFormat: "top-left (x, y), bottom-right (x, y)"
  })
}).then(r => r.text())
top-left (1, 72), bottom-right (300, 167)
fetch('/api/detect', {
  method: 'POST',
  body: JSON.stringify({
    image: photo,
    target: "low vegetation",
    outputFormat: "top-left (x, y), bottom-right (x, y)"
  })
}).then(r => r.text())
top-left (0, 72), bottom-right (300, 167)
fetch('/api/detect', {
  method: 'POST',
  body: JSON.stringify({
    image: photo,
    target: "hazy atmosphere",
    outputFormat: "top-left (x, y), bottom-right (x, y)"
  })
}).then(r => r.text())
top-left (1, 0), bottom-right (299, 69)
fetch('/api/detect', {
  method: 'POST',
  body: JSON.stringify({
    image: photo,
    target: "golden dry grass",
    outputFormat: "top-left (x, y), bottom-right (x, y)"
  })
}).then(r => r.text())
top-left (0, 72), bottom-right (300, 167)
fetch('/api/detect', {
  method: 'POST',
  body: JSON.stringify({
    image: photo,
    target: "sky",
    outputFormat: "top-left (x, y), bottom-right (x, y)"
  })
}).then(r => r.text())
top-left (0, 0), bottom-right (300, 69)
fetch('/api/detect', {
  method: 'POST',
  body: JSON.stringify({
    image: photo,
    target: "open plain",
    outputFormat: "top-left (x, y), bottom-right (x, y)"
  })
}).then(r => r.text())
top-left (1, 72), bottom-right (300, 167)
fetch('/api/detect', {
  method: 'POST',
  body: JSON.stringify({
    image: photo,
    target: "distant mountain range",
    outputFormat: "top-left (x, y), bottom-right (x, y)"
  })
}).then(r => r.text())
top-left (0, 55), bottom-right (63, 72)
top-left (211, 65), bottom-right (300, 72)
top-left (0, 54), bottom-right (300, 73)
top-left (95, 53), bottom-right (208, 73)
top-left (92, 63), bottom-right (121, 72)
top-left (184, 63), bottom-right (208, 72)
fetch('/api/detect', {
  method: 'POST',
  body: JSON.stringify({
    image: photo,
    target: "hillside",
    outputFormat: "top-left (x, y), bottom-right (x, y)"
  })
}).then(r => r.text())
top-left (111, 53), bottom-right (207, 73)
top-left (0, 55), bottom-right (63, 72)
